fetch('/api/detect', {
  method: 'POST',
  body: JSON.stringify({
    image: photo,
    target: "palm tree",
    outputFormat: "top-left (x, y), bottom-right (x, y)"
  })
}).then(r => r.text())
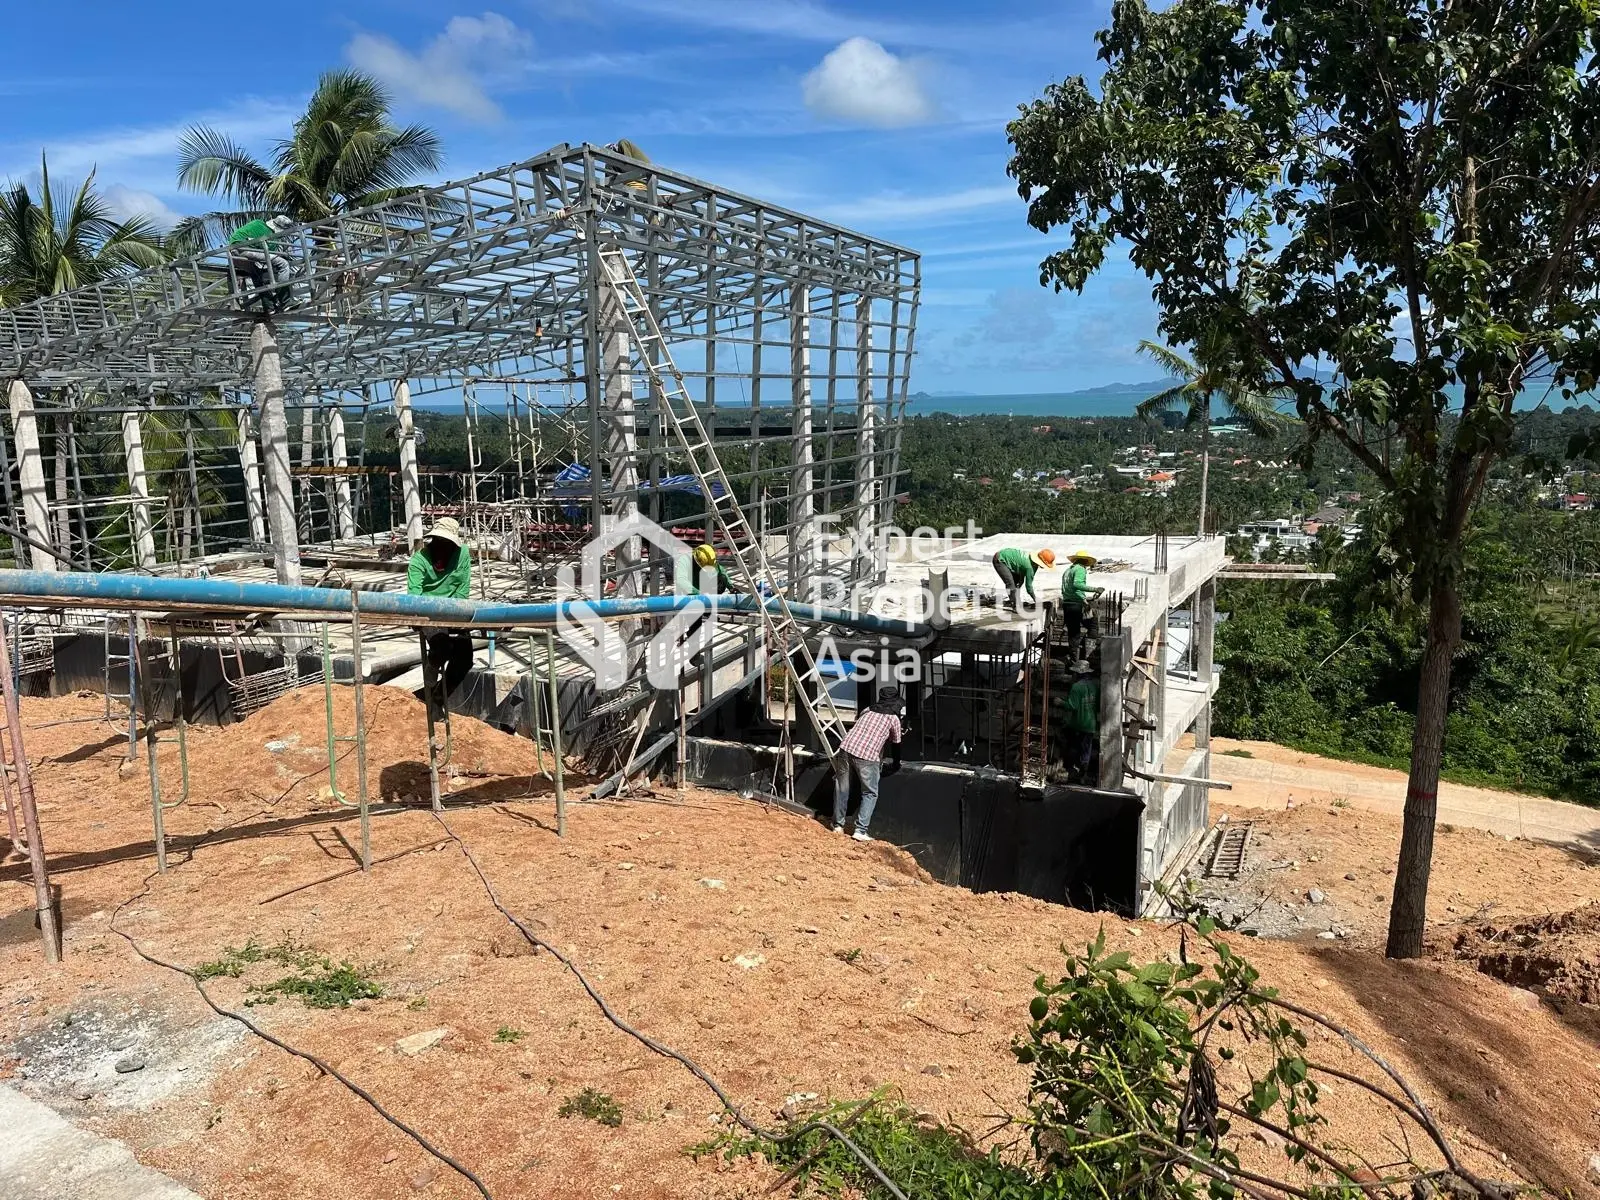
top-left (0, 153), bottom-right (165, 307)
top-left (1137, 328), bottom-right (1286, 537)
top-left (173, 69), bottom-right (443, 250)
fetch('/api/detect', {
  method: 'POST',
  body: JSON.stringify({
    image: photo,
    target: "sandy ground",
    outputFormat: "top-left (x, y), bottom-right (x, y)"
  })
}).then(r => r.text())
top-left (1, 691), bottom-right (1598, 1199)
top-left (1211, 737), bottom-right (1600, 851)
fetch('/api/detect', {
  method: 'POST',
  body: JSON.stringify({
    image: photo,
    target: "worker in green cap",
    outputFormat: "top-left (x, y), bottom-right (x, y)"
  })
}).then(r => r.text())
top-left (1053, 658), bottom-right (1100, 783)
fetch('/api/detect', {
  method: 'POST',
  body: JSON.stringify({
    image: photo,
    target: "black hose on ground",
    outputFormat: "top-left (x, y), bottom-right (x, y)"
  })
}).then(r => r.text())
top-left (105, 792), bottom-right (495, 1198)
top-left (430, 809), bottom-right (910, 1200)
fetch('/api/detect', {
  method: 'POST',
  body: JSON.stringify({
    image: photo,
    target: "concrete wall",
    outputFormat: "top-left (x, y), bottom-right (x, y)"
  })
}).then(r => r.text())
top-left (682, 738), bottom-right (1146, 913)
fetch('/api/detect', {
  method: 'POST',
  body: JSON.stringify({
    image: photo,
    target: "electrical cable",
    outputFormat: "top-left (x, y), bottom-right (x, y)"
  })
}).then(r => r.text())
top-left (429, 809), bottom-right (909, 1200)
top-left (100, 761), bottom-right (495, 1197)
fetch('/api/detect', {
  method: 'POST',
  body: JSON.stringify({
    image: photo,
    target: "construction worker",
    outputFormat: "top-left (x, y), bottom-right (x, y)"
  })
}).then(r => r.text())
top-left (832, 687), bottom-right (904, 842)
top-left (1054, 659), bottom-right (1100, 783)
top-left (407, 517), bottom-right (473, 707)
top-left (992, 546), bottom-right (1055, 610)
top-left (688, 543), bottom-right (739, 595)
top-left (227, 215), bottom-right (295, 309)
top-left (1060, 549), bottom-right (1104, 655)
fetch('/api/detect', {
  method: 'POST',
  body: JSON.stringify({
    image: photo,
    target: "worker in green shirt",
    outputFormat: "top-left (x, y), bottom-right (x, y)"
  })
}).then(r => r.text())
top-left (227, 215), bottom-right (295, 309)
top-left (1060, 549), bottom-right (1104, 655)
top-left (991, 546), bottom-right (1054, 611)
top-left (1052, 658), bottom-right (1100, 783)
top-left (407, 517), bottom-right (473, 707)
top-left (689, 543), bottom-right (740, 595)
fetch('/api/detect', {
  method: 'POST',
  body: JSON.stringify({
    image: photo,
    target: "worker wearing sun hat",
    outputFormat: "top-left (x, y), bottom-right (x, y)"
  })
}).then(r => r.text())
top-left (991, 546), bottom-right (1055, 611)
top-left (1060, 549), bottom-right (1104, 656)
top-left (407, 516), bottom-right (473, 706)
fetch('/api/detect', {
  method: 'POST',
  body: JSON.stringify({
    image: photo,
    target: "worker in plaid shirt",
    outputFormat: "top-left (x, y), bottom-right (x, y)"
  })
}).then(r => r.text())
top-left (832, 688), bottom-right (905, 842)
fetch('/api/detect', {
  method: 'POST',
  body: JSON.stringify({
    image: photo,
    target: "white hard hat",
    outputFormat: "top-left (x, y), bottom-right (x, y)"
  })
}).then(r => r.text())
top-left (267, 215), bottom-right (294, 232)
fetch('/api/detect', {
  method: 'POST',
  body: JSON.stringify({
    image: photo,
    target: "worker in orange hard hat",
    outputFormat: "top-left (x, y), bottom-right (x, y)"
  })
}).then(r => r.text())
top-left (991, 547), bottom-right (1055, 611)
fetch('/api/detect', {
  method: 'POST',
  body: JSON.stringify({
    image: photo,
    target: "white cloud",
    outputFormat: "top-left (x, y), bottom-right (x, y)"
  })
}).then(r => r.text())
top-left (101, 184), bottom-right (183, 231)
top-left (802, 37), bottom-right (934, 127)
top-left (346, 12), bottom-right (533, 123)
top-left (824, 183), bottom-right (1016, 226)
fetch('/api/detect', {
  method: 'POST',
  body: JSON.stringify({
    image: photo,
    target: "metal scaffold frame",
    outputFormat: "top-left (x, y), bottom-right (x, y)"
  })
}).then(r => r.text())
top-left (0, 143), bottom-right (919, 613)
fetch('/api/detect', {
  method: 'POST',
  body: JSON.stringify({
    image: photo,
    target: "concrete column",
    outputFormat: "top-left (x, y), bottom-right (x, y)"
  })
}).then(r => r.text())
top-left (853, 298), bottom-right (877, 595)
top-left (1098, 629), bottom-right (1127, 791)
top-left (121, 411), bottom-right (157, 571)
top-left (250, 320), bottom-right (301, 585)
top-left (789, 283), bottom-right (814, 599)
top-left (235, 404), bottom-right (267, 545)
top-left (1195, 579), bottom-right (1216, 777)
top-left (599, 250), bottom-right (641, 598)
top-left (328, 405), bottom-right (355, 540)
top-left (6, 381), bottom-right (54, 571)
top-left (1150, 616), bottom-right (1168, 768)
top-left (393, 379), bottom-right (423, 550)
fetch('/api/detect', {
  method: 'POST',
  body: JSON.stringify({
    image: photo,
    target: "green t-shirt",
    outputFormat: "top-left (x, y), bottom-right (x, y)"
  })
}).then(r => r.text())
top-left (228, 218), bottom-right (279, 250)
top-left (995, 547), bottom-right (1037, 598)
top-left (1062, 562), bottom-right (1094, 606)
top-left (1058, 678), bottom-right (1100, 733)
top-left (407, 543), bottom-right (471, 599)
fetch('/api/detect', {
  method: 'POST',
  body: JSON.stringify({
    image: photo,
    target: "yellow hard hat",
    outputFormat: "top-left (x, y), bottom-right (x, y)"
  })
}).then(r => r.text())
top-left (693, 544), bottom-right (717, 567)
top-left (1069, 549), bottom-right (1097, 565)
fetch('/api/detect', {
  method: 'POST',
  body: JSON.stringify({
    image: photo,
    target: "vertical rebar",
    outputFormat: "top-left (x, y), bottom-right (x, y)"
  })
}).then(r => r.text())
top-left (0, 617), bottom-right (59, 963)
top-left (169, 629), bottom-right (190, 804)
top-left (322, 621), bottom-right (340, 803)
top-left (350, 593), bottom-right (371, 871)
top-left (419, 630), bottom-right (444, 813)
top-left (136, 617), bottom-right (166, 872)
top-left (544, 628), bottom-right (565, 837)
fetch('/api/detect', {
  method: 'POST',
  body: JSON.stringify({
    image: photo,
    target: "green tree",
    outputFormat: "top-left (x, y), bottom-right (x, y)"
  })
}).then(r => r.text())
top-left (1008, 0), bottom-right (1600, 958)
top-left (1136, 328), bottom-right (1283, 536)
top-left (173, 69), bottom-right (443, 249)
top-left (0, 153), bottom-right (164, 306)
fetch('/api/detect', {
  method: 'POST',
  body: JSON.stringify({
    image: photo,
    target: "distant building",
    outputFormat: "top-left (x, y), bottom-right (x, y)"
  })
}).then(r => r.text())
top-left (1048, 476), bottom-right (1074, 491)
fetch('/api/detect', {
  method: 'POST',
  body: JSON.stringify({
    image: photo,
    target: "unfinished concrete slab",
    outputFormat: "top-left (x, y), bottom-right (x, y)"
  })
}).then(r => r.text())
top-left (0, 1084), bottom-right (201, 1200)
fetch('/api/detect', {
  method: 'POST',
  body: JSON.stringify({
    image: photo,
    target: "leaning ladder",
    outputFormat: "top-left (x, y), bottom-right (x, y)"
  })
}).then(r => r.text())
top-left (102, 615), bottom-right (137, 761)
top-left (596, 246), bottom-right (848, 768)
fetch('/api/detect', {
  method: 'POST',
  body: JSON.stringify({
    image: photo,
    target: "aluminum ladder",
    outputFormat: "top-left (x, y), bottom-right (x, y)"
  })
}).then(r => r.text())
top-left (102, 615), bottom-right (137, 760)
top-left (595, 245), bottom-right (848, 768)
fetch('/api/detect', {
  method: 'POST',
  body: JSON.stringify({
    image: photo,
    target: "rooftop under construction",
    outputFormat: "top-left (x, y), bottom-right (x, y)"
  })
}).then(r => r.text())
top-left (0, 143), bottom-right (1224, 969)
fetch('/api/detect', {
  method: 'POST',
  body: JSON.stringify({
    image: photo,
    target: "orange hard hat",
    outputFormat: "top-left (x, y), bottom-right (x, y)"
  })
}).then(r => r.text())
top-left (1033, 549), bottom-right (1056, 568)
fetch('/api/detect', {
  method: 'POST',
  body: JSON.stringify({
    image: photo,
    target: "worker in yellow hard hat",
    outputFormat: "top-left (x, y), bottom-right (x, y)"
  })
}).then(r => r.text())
top-left (688, 543), bottom-right (739, 595)
top-left (1060, 549), bottom-right (1104, 656)
top-left (991, 547), bottom-right (1055, 611)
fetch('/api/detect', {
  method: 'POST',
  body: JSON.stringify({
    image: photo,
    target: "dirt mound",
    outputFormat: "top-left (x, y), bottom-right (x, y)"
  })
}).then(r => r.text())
top-left (1444, 902), bottom-right (1600, 1002)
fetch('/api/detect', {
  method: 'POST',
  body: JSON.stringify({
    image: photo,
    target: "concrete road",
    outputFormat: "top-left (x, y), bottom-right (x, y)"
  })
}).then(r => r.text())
top-left (1211, 737), bottom-right (1600, 852)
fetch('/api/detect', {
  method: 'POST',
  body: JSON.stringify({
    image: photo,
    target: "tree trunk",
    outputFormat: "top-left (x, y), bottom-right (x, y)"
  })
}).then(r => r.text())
top-left (1197, 420), bottom-right (1211, 538)
top-left (1385, 577), bottom-right (1463, 959)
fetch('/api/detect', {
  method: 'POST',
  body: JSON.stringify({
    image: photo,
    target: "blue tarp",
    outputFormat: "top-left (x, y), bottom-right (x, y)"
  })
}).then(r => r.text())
top-left (550, 462), bottom-right (726, 499)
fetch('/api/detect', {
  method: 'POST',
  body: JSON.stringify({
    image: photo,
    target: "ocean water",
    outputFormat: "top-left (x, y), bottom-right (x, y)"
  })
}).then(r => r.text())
top-left (907, 388), bottom-right (1160, 418)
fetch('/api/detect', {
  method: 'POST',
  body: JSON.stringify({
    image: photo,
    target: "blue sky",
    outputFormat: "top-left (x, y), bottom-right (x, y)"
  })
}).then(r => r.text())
top-left (0, 1), bottom-right (1163, 395)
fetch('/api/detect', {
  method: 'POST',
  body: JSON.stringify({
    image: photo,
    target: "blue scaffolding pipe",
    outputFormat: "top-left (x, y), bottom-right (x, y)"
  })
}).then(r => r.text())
top-left (0, 569), bottom-right (935, 639)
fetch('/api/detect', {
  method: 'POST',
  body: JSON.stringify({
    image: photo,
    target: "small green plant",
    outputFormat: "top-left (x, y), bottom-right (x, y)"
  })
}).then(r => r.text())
top-left (1221, 748), bottom-right (1254, 759)
top-left (1330, 796), bottom-right (1351, 808)
top-left (833, 947), bottom-right (863, 965)
top-left (194, 940), bottom-right (381, 1009)
top-left (558, 1088), bottom-right (623, 1128)
top-left (249, 960), bottom-right (382, 1009)
top-left (494, 1026), bottom-right (525, 1044)
top-left (407, 996), bottom-right (428, 1011)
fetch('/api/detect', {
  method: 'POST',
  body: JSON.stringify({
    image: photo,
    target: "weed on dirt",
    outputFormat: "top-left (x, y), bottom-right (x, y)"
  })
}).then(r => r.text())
top-left (193, 940), bottom-right (382, 1009)
top-left (558, 1087), bottom-right (623, 1127)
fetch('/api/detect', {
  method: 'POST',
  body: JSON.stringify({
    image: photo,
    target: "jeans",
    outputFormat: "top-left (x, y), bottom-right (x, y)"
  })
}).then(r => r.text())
top-left (832, 753), bottom-right (882, 833)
